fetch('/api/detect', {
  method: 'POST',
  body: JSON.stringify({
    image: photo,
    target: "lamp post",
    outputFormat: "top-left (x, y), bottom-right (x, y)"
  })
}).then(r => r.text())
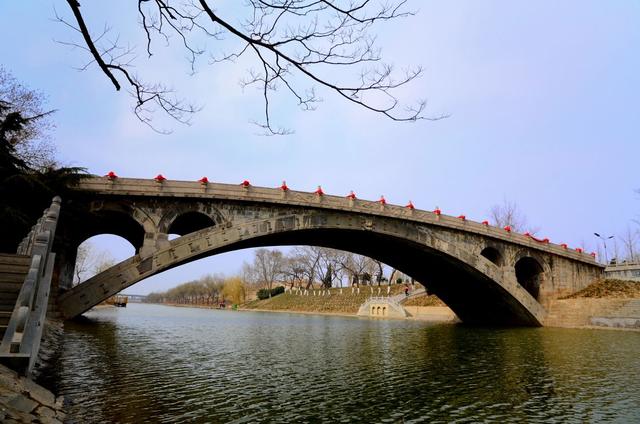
top-left (594, 233), bottom-right (614, 264)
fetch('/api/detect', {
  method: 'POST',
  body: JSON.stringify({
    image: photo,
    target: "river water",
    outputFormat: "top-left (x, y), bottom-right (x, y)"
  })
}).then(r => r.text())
top-left (47, 304), bottom-right (639, 423)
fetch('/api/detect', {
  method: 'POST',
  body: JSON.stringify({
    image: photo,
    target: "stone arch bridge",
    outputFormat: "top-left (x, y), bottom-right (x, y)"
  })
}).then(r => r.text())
top-left (53, 177), bottom-right (603, 326)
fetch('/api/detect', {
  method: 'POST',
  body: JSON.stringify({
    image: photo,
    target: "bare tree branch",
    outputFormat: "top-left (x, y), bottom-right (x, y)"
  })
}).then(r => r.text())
top-left (56, 0), bottom-right (445, 134)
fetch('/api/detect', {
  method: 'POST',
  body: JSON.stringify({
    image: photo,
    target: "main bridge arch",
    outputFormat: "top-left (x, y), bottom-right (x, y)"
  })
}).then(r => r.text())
top-left (58, 210), bottom-right (548, 326)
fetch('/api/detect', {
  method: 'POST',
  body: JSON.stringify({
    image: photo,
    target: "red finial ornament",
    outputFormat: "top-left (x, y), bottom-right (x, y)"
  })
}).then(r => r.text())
top-left (280, 180), bottom-right (289, 191)
top-left (543, 238), bottom-right (550, 243)
top-left (154, 174), bottom-right (166, 182)
top-left (405, 201), bottom-right (415, 210)
top-left (241, 180), bottom-right (250, 188)
top-left (314, 185), bottom-right (324, 196)
top-left (524, 232), bottom-right (531, 237)
top-left (575, 247), bottom-right (583, 253)
top-left (346, 191), bottom-right (356, 200)
top-left (198, 176), bottom-right (209, 185)
top-left (481, 220), bottom-right (489, 226)
top-left (105, 171), bottom-right (118, 180)
top-left (434, 207), bottom-right (441, 216)
top-left (560, 243), bottom-right (568, 249)
top-left (504, 225), bottom-right (512, 232)
top-left (590, 252), bottom-right (597, 258)
top-left (379, 195), bottom-right (386, 205)
top-left (458, 215), bottom-right (466, 221)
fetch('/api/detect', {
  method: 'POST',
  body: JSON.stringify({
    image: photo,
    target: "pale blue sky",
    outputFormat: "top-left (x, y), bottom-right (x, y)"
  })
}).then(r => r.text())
top-left (1, 1), bottom-right (638, 294)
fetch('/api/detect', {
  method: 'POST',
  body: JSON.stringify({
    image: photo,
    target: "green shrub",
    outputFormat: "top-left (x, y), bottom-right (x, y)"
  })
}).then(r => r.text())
top-left (257, 286), bottom-right (285, 300)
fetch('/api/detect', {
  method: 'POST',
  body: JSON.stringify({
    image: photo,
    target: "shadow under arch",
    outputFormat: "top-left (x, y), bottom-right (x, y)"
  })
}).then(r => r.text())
top-left (515, 256), bottom-right (544, 301)
top-left (167, 211), bottom-right (216, 236)
top-left (68, 210), bottom-right (146, 254)
top-left (481, 246), bottom-right (503, 267)
top-left (59, 213), bottom-right (546, 326)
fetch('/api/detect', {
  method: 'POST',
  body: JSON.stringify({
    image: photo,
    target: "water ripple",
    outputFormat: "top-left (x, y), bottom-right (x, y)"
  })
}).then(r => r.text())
top-left (45, 305), bottom-right (640, 423)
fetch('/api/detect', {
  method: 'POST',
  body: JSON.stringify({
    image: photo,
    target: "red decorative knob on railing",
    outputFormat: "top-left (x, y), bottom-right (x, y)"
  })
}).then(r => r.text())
top-left (241, 180), bottom-right (250, 188)
top-left (590, 252), bottom-right (597, 258)
top-left (198, 176), bottom-right (209, 184)
top-left (314, 185), bottom-right (324, 196)
top-left (504, 225), bottom-right (512, 232)
top-left (524, 232), bottom-right (531, 237)
top-left (378, 195), bottom-right (386, 205)
top-left (458, 215), bottom-right (466, 220)
top-left (434, 208), bottom-right (441, 216)
top-left (154, 174), bottom-right (167, 182)
top-left (560, 243), bottom-right (568, 249)
top-left (481, 220), bottom-right (489, 226)
top-left (543, 238), bottom-right (550, 243)
top-left (575, 247), bottom-right (583, 253)
top-left (105, 171), bottom-right (118, 180)
top-left (280, 180), bottom-right (289, 191)
top-left (405, 201), bottom-right (415, 210)
top-left (346, 191), bottom-right (356, 200)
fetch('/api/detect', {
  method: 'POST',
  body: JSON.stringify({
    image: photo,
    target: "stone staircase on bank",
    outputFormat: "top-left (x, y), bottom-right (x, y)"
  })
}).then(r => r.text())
top-left (0, 254), bottom-right (30, 339)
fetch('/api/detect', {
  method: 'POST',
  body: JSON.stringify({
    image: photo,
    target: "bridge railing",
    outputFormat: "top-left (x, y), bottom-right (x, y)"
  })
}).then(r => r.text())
top-left (604, 261), bottom-right (640, 268)
top-left (363, 296), bottom-right (400, 306)
top-left (0, 196), bottom-right (61, 376)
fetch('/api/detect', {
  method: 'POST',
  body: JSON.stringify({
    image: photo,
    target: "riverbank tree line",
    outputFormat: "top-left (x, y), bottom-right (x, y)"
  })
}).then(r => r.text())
top-left (144, 247), bottom-right (402, 306)
top-left (145, 274), bottom-right (246, 306)
top-left (242, 247), bottom-right (397, 295)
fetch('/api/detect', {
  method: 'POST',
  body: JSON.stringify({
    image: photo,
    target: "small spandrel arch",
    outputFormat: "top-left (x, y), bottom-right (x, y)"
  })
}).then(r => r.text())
top-left (480, 246), bottom-right (503, 267)
top-left (168, 211), bottom-right (215, 236)
top-left (514, 256), bottom-right (544, 300)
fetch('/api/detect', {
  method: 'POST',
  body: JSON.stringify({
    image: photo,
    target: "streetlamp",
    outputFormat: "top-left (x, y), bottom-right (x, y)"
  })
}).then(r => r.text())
top-left (594, 233), bottom-right (614, 264)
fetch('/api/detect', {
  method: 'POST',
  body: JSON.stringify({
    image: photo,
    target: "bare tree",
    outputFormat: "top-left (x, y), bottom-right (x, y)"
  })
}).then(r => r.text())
top-left (252, 248), bottom-right (285, 294)
top-left (489, 198), bottom-right (539, 234)
top-left (73, 242), bottom-right (92, 285)
top-left (0, 67), bottom-right (56, 169)
top-left (291, 246), bottom-right (323, 289)
top-left (338, 251), bottom-right (376, 286)
top-left (55, 0), bottom-right (443, 134)
top-left (281, 255), bottom-right (305, 289)
top-left (73, 241), bottom-right (115, 284)
top-left (620, 225), bottom-right (639, 263)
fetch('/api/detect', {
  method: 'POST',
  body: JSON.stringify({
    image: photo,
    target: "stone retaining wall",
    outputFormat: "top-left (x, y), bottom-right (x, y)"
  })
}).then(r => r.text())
top-left (545, 298), bottom-right (640, 329)
top-left (403, 306), bottom-right (458, 322)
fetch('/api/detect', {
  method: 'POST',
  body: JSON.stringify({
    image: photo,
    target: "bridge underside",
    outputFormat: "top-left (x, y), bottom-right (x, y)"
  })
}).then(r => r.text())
top-left (229, 230), bottom-right (540, 326)
top-left (59, 226), bottom-right (542, 326)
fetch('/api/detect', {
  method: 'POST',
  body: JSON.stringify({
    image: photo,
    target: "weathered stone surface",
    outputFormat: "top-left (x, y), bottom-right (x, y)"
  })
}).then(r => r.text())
top-left (0, 364), bottom-right (67, 424)
top-left (35, 405), bottom-right (57, 420)
top-left (23, 377), bottom-right (56, 408)
top-left (6, 394), bottom-right (38, 413)
top-left (55, 177), bottom-right (604, 326)
top-left (0, 372), bottom-right (21, 392)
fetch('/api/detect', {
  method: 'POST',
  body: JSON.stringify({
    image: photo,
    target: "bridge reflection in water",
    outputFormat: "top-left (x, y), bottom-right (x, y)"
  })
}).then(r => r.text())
top-left (47, 304), bottom-right (640, 423)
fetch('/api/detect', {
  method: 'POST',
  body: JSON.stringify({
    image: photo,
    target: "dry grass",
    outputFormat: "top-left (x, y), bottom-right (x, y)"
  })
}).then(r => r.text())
top-left (243, 285), bottom-right (406, 314)
top-left (403, 294), bottom-right (446, 307)
top-left (561, 279), bottom-right (640, 299)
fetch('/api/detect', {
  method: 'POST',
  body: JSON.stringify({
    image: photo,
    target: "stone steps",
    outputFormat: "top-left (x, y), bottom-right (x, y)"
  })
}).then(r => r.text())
top-left (0, 254), bottom-right (29, 340)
